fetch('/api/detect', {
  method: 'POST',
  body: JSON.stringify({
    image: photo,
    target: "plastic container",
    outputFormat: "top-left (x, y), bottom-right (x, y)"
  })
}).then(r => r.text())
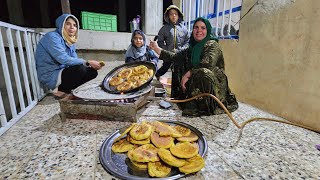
top-left (130, 20), bottom-right (139, 32)
top-left (155, 88), bottom-right (166, 97)
top-left (160, 77), bottom-right (172, 96)
top-left (81, 11), bottom-right (117, 32)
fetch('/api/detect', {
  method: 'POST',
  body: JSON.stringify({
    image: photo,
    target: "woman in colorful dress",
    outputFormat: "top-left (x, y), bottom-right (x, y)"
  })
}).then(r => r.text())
top-left (149, 17), bottom-right (238, 116)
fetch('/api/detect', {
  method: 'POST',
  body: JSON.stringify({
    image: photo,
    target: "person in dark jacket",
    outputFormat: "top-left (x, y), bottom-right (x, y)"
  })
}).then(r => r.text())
top-left (35, 14), bottom-right (103, 97)
top-left (125, 29), bottom-right (158, 69)
top-left (155, 5), bottom-right (190, 79)
top-left (149, 17), bottom-right (238, 117)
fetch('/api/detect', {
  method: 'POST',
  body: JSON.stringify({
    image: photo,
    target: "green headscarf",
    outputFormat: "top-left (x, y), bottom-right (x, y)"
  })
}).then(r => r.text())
top-left (189, 17), bottom-right (218, 66)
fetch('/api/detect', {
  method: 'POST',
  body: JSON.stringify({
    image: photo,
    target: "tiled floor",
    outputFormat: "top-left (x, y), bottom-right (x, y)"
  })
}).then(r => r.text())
top-left (1, 95), bottom-right (319, 180)
top-left (1, 62), bottom-right (319, 179)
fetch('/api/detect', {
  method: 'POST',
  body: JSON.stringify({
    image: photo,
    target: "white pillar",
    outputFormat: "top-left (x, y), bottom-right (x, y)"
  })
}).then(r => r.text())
top-left (143, 0), bottom-right (162, 35)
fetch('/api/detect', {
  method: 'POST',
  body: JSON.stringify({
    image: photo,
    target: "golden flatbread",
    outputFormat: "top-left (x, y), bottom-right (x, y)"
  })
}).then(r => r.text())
top-left (109, 77), bottom-right (124, 86)
top-left (152, 121), bottom-right (182, 138)
top-left (136, 79), bottom-right (147, 87)
top-left (114, 123), bottom-right (136, 142)
top-left (139, 71), bottom-right (150, 80)
top-left (99, 61), bottom-right (105, 66)
top-left (147, 69), bottom-right (154, 76)
top-left (128, 75), bottom-right (140, 82)
top-left (116, 81), bottom-right (133, 92)
top-left (179, 154), bottom-right (205, 174)
top-left (131, 160), bottom-right (148, 169)
top-left (111, 138), bottom-right (135, 153)
top-left (127, 135), bottom-right (150, 145)
top-left (129, 122), bottom-right (153, 140)
top-left (127, 150), bottom-right (148, 169)
top-left (118, 68), bottom-right (133, 79)
top-left (174, 125), bottom-right (191, 137)
top-left (158, 148), bottom-right (186, 167)
top-left (150, 132), bottom-right (174, 149)
top-left (148, 161), bottom-right (171, 177)
top-left (133, 65), bottom-right (148, 74)
top-left (130, 144), bottom-right (159, 162)
top-left (176, 132), bottom-right (199, 142)
top-left (170, 142), bottom-right (199, 158)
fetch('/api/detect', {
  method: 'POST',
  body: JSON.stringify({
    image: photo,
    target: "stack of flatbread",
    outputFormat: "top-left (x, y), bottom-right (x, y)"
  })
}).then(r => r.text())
top-left (109, 65), bottom-right (154, 92)
top-left (111, 121), bottom-right (205, 178)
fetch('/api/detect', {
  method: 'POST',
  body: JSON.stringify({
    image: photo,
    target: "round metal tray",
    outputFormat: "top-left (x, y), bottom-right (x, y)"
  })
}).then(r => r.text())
top-left (72, 81), bottom-right (153, 101)
top-left (99, 120), bottom-right (208, 180)
top-left (102, 61), bottom-right (156, 94)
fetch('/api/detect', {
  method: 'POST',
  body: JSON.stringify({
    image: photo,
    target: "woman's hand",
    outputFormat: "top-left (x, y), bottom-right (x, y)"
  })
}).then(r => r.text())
top-left (149, 40), bottom-right (162, 55)
top-left (87, 60), bottom-right (102, 70)
top-left (181, 70), bottom-right (192, 92)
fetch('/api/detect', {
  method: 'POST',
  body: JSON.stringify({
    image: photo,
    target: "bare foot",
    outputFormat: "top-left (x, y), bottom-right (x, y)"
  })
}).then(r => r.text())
top-left (53, 91), bottom-right (67, 98)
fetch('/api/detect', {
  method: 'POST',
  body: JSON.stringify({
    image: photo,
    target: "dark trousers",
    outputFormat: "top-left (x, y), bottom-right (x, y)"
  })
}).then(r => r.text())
top-left (58, 65), bottom-right (98, 93)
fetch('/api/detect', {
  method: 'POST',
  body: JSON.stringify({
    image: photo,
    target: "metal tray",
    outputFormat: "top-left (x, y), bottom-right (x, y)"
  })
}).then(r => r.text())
top-left (99, 120), bottom-right (208, 180)
top-left (102, 61), bottom-right (156, 94)
top-left (72, 81), bottom-right (153, 101)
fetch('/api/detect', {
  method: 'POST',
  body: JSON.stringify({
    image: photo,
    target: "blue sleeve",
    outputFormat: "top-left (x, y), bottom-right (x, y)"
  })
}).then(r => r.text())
top-left (41, 33), bottom-right (84, 66)
top-left (147, 49), bottom-right (159, 70)
top-left (125, 57), bottom-right (135, 63)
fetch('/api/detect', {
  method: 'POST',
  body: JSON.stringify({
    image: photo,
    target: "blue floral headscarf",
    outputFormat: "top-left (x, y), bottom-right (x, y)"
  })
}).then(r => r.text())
top-left (125, 29), bottom-right (147, 59)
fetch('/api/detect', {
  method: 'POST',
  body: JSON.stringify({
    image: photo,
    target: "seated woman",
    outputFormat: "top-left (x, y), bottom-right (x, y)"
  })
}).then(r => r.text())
top-left (149, 17), bottom-right (238, 116)
top-left (35, 14), bottom-right (103, 97)
top-left (125, 29), bottom-right (158, 69)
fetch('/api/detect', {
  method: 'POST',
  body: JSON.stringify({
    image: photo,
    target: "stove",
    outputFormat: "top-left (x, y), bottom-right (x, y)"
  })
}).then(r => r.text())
top-left (59, 82), bottom-right (154, 122)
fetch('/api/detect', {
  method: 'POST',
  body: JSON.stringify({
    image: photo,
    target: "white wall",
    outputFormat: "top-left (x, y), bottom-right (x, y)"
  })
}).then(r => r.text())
top-left (37, 28), bottom-right (158, 51)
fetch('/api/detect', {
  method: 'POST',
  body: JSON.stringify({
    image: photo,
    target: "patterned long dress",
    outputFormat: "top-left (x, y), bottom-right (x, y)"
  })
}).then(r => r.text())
top-left (159, 40), bottom-right (238, 116)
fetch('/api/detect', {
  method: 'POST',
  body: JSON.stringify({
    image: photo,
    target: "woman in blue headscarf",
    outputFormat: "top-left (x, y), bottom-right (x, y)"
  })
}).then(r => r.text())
top-left (125, 29), bottom-right (158, 69)
top-left (149, 17), bottom-right (238, 116)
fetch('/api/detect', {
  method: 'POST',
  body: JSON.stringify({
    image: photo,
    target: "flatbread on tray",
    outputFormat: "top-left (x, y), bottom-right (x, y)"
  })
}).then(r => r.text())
top-left (108, 65), bottom-right (153, 93)
top-left (111, 121), bottom-right (206, 178)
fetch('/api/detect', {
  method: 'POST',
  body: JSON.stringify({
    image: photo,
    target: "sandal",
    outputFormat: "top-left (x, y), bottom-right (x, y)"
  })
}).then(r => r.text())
top-left (52, 91), bottom-right (68, 100)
